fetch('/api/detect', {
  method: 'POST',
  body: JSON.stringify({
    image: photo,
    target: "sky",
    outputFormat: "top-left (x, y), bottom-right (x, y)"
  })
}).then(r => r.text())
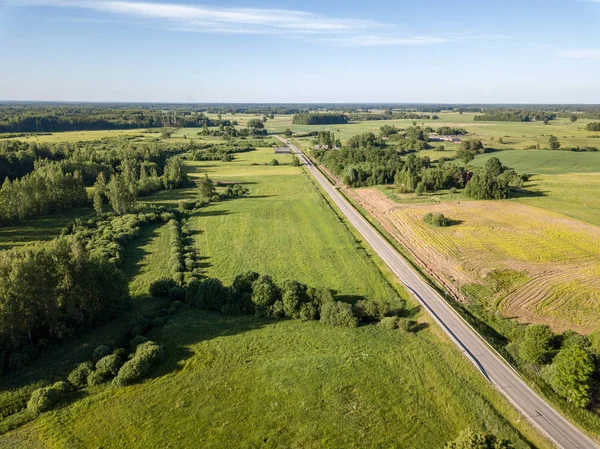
top-left (1, 0), bottom-right (599, 103)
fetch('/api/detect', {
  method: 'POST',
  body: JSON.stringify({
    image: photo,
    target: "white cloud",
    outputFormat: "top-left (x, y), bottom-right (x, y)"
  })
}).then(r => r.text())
top-left (560, 49), bottom-right (600, 60)
top-left (8, 0), bottom-right (453, 46)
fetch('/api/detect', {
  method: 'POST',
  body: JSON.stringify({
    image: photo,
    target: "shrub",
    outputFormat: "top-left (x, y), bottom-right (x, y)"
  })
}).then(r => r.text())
top-left (269, 159), bottom-right (280, 166)
top-left (52, 381), bottom-right (70, 393)
top-left (130, 335), bottom-right (148, 349)
top-left (87, 370), bottom-right (106, 387)
top-left (280, 279), bottom-right (308, 318)
top-left (251, 275), bottom-right (280, 315)
top-left (320, 301), bottom-right (358, 328)
top-left (67, 362), bottom-right (94, 388)
top-left (152, 316), bottom-right (166, 328)
top-left (299, 302), bottom-right (318, 321)
top-left (398, 318), bottom-right (418, 333)
top-left (129, 317), bottom-right (152, 337)
top-left (423, 212), bottom-right (449, 227)
top-left (92, 345), bottom-right (112, 362)
top-left (113, 341), bottom-right (165, 387)
top-left (519, 324), bottom-right (554, 365)
top-left (96, 353), bottom-right (123, 377)
top-left (27, 387), bottom-right (59, 415)
top-left (168, 286), bottom-right (186, 302)
top-left (355, 299), bottom-right (389, 322)
top-left (149, 278), bottom-right (177, 298)
top-left (445, 429), bottom-right (514, 449)
top-left (186, 278), bottom-right (229, 311)
top-left (378, 316), bottom-right (400, 329)
top-left (545, 345), bottom-right (594, 408)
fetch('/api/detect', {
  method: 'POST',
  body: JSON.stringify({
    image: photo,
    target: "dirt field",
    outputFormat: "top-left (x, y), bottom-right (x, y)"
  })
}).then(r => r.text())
top-left (347, 188), bottom-right (600, 333)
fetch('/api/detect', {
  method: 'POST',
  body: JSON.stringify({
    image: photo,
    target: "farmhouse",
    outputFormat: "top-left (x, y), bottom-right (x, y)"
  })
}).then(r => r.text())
top-left (428, 133), bottom-right (461, 143)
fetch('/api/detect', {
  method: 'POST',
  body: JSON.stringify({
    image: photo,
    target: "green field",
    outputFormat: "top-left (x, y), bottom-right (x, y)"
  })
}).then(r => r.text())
top-left (7, 311), bottom-right (542, 449)
top-left (0, 144), bottom-right (549, 448)
top-left (470, 150), bottom-right (600, 226)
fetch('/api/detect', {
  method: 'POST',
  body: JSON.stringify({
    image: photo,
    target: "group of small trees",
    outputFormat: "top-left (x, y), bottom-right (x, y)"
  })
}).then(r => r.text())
top-left (0, 164), bottom-right (87, 224)
top-left (517, 324), bottom-right (600, 408)
top-left (457, 140), bottom-right (485, 164)
top-left (423, 212), bottom-right (450, 227)
top-left (0, 237), bottom-right (129, 374)
top-left (445, 429), bottom-right (514, 449)
top-left (180, 272), bottom-right (408, 331)
top-left (93, 157), bottom-right (187, 216)
top-left (313, 131), bottom-right (340, 148)
top-left (464, 157), bottom-right (523, 200)
top-left (292, 113), bottom-right (349, 125)
top-left (585, 122), bottom-right (600, 132)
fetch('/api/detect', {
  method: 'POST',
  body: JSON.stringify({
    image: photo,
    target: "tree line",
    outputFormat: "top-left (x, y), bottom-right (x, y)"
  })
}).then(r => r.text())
top-left (314, 133), bottom-right (525, 200)
top-left (0, 106), bottom-right (235, 133)
top-left (0, 237), bottom-right (129, 374)
top-left (292, 113), bottom-right (349, 125)
top-left (474, 110), bottom-right (557, 122)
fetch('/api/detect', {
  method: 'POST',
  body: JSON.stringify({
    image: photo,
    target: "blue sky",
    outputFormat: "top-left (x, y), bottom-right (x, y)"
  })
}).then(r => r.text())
top-left (1, 0), bottom-right (599, 103)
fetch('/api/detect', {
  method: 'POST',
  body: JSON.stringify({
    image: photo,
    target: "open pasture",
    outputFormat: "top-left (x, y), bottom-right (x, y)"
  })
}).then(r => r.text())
top-left (0, 144), bottom-right (548, 449)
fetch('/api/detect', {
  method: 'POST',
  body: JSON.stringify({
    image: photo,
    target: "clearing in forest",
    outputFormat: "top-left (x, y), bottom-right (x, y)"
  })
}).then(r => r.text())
top-left (349, 188), bottom-right (600, 333)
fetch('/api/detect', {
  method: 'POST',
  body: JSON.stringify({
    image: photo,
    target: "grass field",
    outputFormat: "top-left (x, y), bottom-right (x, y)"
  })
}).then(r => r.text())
top-left (0, 208), bottom-right (94, 250)
top-left (348, 188), bottom-right (600, 334)
top-left (182, 148), bottom-right (398, 300)
top-left (0, 144), bottom-right (550, 449)
top-left (5, 311), bottom-right (544, 449)
top-left (257, 112), bottom-right (600, 151)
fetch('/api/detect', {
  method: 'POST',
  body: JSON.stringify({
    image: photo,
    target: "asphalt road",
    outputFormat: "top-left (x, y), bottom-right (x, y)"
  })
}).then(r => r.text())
top-left (277, 136), bottom-right (598, 449)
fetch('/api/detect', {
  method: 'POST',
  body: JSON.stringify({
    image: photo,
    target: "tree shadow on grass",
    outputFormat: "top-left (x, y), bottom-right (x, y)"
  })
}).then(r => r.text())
top-left (121, 224), bottom-right (162, 280)
top-left (144, 310), bottom-right (270, 381)
top-left (510, 188), bottom-right (548, 199)
top-left (215, 181), bottom-right (257, 187)
top-left (190, 209), bottom-right (233, 218)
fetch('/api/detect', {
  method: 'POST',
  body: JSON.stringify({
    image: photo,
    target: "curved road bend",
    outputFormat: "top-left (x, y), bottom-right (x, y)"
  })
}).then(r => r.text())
top-left (276, 137), bottom-right (598, 449)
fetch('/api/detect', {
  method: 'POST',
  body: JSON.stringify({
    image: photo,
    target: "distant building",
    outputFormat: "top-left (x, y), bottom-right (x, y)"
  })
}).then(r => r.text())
top-left (313, 145), bottom-right (340, 150)
top-left (274, 147), bottom-right (291, 154)
top-left (428, 133), bottom-right (461, 143)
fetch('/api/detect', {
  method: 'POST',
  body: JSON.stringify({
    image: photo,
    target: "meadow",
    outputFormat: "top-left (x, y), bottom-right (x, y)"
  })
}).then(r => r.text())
top-left (0, 140), bottom-right (549, 448)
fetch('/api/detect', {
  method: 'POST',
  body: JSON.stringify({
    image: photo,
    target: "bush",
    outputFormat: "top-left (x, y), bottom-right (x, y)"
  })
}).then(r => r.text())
top-left (445, 429), bottom-right (514, 449)
top-left (67, 362), bottom-right (94, 388)
top-left (299, 302), bottom-right (318, 321)
top-left (519, 324), bottom-right (554, 365)
top-left (378, 316), bottom-right (400, 329)
top-left (96, 353), bottom-right (123, 377)
top-left (52, 381), bottom-right (70, 393)
top-left (269, 159), bottom-right (280, 166)
top-left (186, 278), bottom-right (229, 310)
top-left (113, 341), bottom-right (164, 387)
top-left (545, 345), bottom-right (594, 408)
top-left (398, 318), bottom-right (418, 333)
top-left (130, 335), bottom-right (148, 348)
top-left (423, 212), bottom-right (449, 227)
top-left (87, 370), bottom-right (106, 387)
top-left (149, 278), bottom-right (177, 298)
top-left (129, 317), bottom-right (152, 337)
top-left (355, 300), bottom-right (389, 322)
top-left (27, 387), bottom-right (59, 415)
top-left (92, 345), bottom-right (112, 362)
top-left (152, 316), bottom-right (166, 328)
top-left (168, 287), bottom-right (186, 302)
top-left (320, 301), bottom-right (358, 328)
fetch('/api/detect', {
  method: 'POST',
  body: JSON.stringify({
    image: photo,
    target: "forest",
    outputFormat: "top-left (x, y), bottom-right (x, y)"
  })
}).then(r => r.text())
top-left (291, 113), bottom-right (349, 125)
